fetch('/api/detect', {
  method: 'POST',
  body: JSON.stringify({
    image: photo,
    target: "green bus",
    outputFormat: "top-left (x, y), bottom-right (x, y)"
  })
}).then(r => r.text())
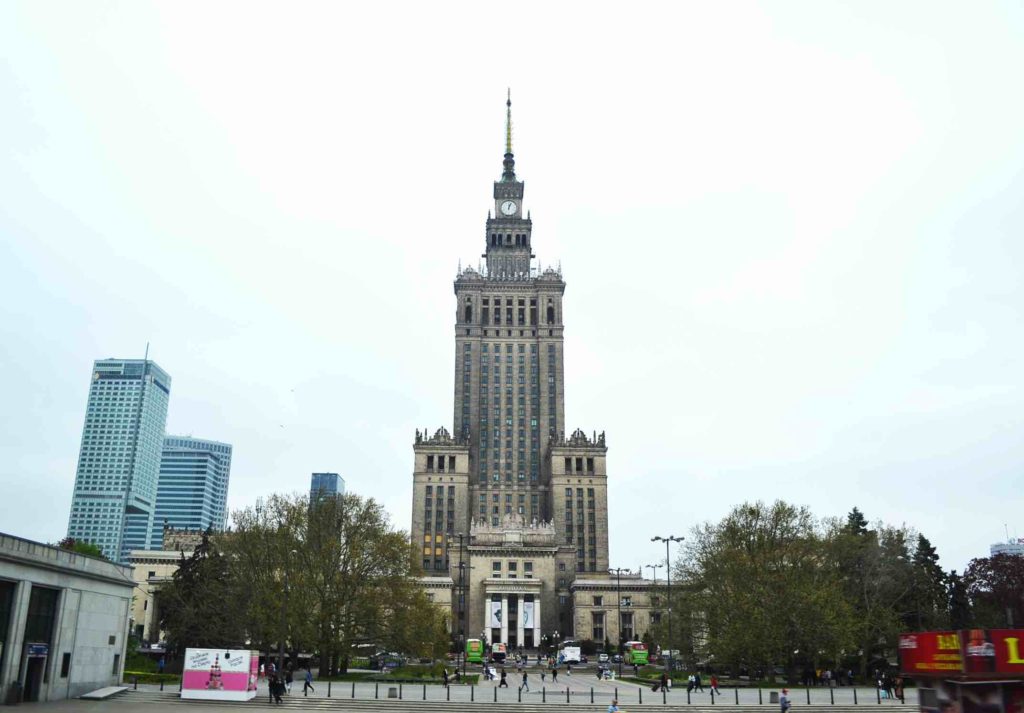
top-left (465, 639), bottom-right (484, 664)
top-left (624, 641), bottom-right (649, 665)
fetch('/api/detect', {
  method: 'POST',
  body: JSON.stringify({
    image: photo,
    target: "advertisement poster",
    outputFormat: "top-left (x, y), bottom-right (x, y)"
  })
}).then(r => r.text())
top-left (182, 648), bottom-right (258, 701)
top-left (489, 601), bottom-right (503, 628)
top-left (522, 601), bottom-right (534, 629)
top-left (989, 630), bottom-right (1024, 675)
top-left (899, 632), bottom-right (963, 674)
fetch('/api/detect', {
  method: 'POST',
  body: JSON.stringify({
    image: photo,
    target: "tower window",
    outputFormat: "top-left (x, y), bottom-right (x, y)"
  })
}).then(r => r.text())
top-left (465, 302), bottom-right (473, 323)
top-left (547, 302), bottom-right (555, 324)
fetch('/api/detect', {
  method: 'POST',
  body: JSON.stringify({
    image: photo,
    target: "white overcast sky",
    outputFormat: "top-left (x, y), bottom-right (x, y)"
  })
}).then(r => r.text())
top-left (2, 1), bottom-right (1022, 573)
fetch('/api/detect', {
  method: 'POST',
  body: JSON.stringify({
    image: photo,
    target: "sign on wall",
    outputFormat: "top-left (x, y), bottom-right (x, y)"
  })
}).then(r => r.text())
top-left (489, 601), bottom-right (503, 628)
top-left (522, 601), bottom-right (534, 628)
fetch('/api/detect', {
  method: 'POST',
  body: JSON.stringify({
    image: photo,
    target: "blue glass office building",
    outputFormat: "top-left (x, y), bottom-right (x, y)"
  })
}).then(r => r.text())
top-left (150, 436), bottom-right (232, 549)
top-left (310, 472), bottom-right (345, 501)
top-left (67, 359), bottom-right (171, 563)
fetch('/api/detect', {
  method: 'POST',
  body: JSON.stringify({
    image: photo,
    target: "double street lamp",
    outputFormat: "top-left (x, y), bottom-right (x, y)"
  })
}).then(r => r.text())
top-left (651, 535), bottom-right (683, 673)
top-left (609, 566), bottom-right (632, 677)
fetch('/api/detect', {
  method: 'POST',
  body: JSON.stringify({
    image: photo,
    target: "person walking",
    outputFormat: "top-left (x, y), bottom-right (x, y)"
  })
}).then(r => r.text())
top-left (303, 667), bottom-right (315, 696)
top-left (520, 671), bottom-right (530, 692)
top-left (710, 674), bottom-right (721, 695)
top-left (442, 667), bottom-right (449, 688)
top-left (780, 688), bottom-right (792, 713)
top-left (552, 666), bottom-right (558, 683)
top-left (157, 657), bottom-right (165, 675)
top-left (541, 670), bottom-right (547, 683)
top-left (270, 674), bottom-right (284, 705)
top-left (657, 671), bottom-right (670, 693)
top-left (499, 668), bottom-right (509, 688)
top-left (693, 672), bottom-right (704, 692)
top-left (285, 667), bottom-right (293, 694)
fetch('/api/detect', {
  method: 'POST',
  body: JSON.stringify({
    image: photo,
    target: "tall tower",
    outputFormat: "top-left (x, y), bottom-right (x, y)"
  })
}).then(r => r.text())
top-left (412, 96), bottom-right (610, 642)
top-left (149, 436), bottom-right (233, 549)
top-left (67, 358), bottom-right (171, 563)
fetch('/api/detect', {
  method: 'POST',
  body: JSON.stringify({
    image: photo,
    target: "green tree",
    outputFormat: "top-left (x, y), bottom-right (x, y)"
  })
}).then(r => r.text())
top-left (963, 554), bottom-right (1024, 627)
top-left (680, 501), bottom-right (855, 680)
top-left (56, 536), bottom-right (106, 559)
top-left (908, 534), bottom-right (948, 630)
top-left (947, 570), bottom-right (971, 628)
top-left (159, 531), bottom-right (248, 655)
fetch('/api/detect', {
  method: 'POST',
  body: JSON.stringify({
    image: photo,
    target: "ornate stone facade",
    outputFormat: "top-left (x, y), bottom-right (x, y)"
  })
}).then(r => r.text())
top-left (411, 98), bottom-right (614, 646)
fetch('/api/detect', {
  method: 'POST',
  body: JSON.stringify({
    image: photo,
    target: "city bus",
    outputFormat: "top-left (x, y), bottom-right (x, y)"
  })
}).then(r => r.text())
top-left (491, 642), bottom-right (507, 663)
top-left (624, 641), bottom-right (649, 665)
top-left (465, 639), bottom-right (484, 664)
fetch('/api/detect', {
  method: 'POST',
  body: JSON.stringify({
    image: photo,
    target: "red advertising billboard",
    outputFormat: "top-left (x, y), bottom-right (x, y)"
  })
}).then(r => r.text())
top-left (900, 631), bottom-right (963, 674)
top-left (901, 630), bottom-right (1024, 678)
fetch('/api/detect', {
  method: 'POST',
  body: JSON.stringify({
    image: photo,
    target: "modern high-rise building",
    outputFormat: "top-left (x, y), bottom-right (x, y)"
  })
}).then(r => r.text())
top-left (66, 359), bottom-right (171, 563)
top-left (310, 472), bottom-right (345, 501)
top-left (149, 436), bottom-right (233, 549)
top-left (990, 539), bottom-right (1024, 557)
top-left (411, 97), bottom-right (623, 646)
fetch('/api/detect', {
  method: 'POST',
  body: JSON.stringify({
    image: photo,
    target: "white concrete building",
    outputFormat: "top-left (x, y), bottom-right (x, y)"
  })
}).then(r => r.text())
top-left (0, 533), bottom-right (134, 703)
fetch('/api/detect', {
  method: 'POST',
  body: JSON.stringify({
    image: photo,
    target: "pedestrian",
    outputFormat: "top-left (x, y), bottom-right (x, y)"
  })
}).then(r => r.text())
top-left (541, 670), bottom-right (547, 683)
top-left (442, 667), bottom-right (449, 688)
top-left (552, 666), bottom-right (558, 683)
top-left (520, 671), bottom-right (530, 692)
top-left (271, 674), bottom-right (284, 705)
top-left (609, 699), bottom-right (621, 713)
top-left (693, 672), bottom-right (704, 692)
top-left (686, 674), bottom-right (694, 693)
top-left (780, 688), bottom-right (792, 713)
top-left (303, 667), bottom-right (315, 695)
top-left (285, 667), bottom-right (293, 694)
top-left (658, 672), bottom-right (669, 693)
top-left (500, 668), bottom-right (508, 688)
top-left (634, 663), bottom-right (639, 677)
top-left (710, 675), bottom-right (720, 695)
top-left (157, 657), bottom-right (165, 675)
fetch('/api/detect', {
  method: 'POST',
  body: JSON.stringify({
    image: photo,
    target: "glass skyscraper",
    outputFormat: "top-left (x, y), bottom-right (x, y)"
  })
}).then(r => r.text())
top-left (66, 359), bottom-right (171, 563)
top-left (310, 472), bottom-right (345, 501)
top-left (149, 436), bottom-right (232, 549)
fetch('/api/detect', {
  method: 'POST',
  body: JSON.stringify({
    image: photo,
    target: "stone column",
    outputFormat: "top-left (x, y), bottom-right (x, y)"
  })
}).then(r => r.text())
top-left (533, 597), bottom-right (541, 646)
top-left (500, 594), bottom-right (509, 644)
top-left (484, 595), bottom-right (491, 642)
top-left (516, 595), bottom-right (525, 646)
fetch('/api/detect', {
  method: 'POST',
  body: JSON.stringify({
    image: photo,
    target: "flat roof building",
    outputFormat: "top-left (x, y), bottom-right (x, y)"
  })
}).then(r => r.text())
top-left (0, 533), bottom-right (134, 703)
top-left (150, 436), bottom-right (232, 549)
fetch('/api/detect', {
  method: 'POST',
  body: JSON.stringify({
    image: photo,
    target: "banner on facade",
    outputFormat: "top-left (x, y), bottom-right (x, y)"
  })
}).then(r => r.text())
top-left (522, 601), bottom-right (534, 628)
top-left (489, 601), bottom-right (503, 628)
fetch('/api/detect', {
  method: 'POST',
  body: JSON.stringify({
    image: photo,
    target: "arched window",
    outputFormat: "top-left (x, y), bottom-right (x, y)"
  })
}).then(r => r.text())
top-left (547, 301), bottom-right (555, 324)
top-left (464, 301), bottom-right (473, 323)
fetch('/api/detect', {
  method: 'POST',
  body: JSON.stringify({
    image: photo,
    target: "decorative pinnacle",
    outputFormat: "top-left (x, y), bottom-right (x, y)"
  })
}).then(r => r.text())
top-left (505, 88), bottom-right (513, 155)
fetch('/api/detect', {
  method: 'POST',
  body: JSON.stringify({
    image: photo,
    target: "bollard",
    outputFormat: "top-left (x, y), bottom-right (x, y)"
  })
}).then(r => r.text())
top-left (133, 676), bottom-right (138, 690)
top-left (663, 688), bottom-right (667, 705)
top-left (688, 689), bottom-right (691, 705)
top-left (543, 687), bottom-right (546, 703)
top-left (471, 685), bottom-right (474, 702)
top-left (877, 687), bottom-right (881, 705)
top-left (760, 689), bottom-right (763, 705)
top-left (160, 679), bottom-right (164, 692)
top-left (616, 687), bottom-right (619, 700)
top-left (854, 688), bottom-right (858, 705)
top-left (376, 682), bottom-right (379, 699)
top-left (447, 685), bottom-right (451, 701)
top-left (736, 688), bottom-right (740, 704)
top-left (831, 688), bottom-right (835, 705)
top-left (423, 684), bottom-right (426, 700)
top-left (352, 682), bottom-right (356, 699)
top-left (640, 687), bottom-right (643, 705)
top-left (808, 688), bottom-right (812, 704)
top-left (567, 686), bottom-right (570, 704)
top-left (328, 681), bottom-right (332, 698)
top-left (400, 683), bottom-right (403, 700)
top-left (494, 686), bottom-right (497, 702)
top-left (519, 687), bottom-right (522, 703)
top-left (712, 689), bottom-right (716, 705)
top-left (179, 676), bottom-right (183, 692)
top-left (592, 687), bottom-right (595, 704)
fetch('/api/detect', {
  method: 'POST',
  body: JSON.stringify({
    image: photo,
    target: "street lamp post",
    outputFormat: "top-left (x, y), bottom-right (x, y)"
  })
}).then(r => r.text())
top-left (645, 563), bottom-right (663, 585)
top-left (456, 532), bottom-right (467, 679)
top-left (651, 535), bottom-right (683, 673)
top-left (609, 567), bottom-right (630, 677)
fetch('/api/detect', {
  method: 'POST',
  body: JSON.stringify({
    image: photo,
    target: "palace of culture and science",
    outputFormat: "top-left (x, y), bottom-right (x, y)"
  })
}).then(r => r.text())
top-left (411, 97), bottom-right (656, 650)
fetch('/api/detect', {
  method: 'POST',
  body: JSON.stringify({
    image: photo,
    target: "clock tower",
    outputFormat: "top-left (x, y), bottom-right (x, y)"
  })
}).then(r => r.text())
top-left (485, 92), bottom-right (533, 278)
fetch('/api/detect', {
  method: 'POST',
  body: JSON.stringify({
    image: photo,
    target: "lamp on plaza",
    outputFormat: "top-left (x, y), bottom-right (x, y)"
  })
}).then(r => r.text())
top-left (645, 563), bottom-right (663, 585)
top-left (651, 535), bottom-right (683, 673)
top-left (609, 567), bottom-right (631, 676)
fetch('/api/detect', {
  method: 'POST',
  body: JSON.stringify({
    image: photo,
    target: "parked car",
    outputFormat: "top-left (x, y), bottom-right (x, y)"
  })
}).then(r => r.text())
top-left (599, 654), bottom-right (610, 663)
top-left (612, 654), bottom-right (623, 664)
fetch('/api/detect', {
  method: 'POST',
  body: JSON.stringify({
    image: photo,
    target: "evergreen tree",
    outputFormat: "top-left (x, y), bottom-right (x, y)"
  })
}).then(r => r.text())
top-left (844, 507), bottom-right (870, 537)
top-left (909, 534), bottom-right (948, 630)
top-left (947, 570), bottom-right (971, 628)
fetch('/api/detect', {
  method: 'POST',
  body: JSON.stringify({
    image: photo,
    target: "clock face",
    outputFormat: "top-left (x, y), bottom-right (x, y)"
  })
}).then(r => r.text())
top-left (501, 200), bottom-right (517, 216)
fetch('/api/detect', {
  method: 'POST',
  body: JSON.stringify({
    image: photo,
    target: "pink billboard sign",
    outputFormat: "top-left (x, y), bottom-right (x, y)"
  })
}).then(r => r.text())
top-left (181, 648), bottom-right (259, 701)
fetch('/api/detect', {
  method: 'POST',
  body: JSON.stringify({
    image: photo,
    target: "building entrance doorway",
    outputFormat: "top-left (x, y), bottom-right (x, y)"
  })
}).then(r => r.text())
top-left (21, 644), bottom-right (48, 702)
